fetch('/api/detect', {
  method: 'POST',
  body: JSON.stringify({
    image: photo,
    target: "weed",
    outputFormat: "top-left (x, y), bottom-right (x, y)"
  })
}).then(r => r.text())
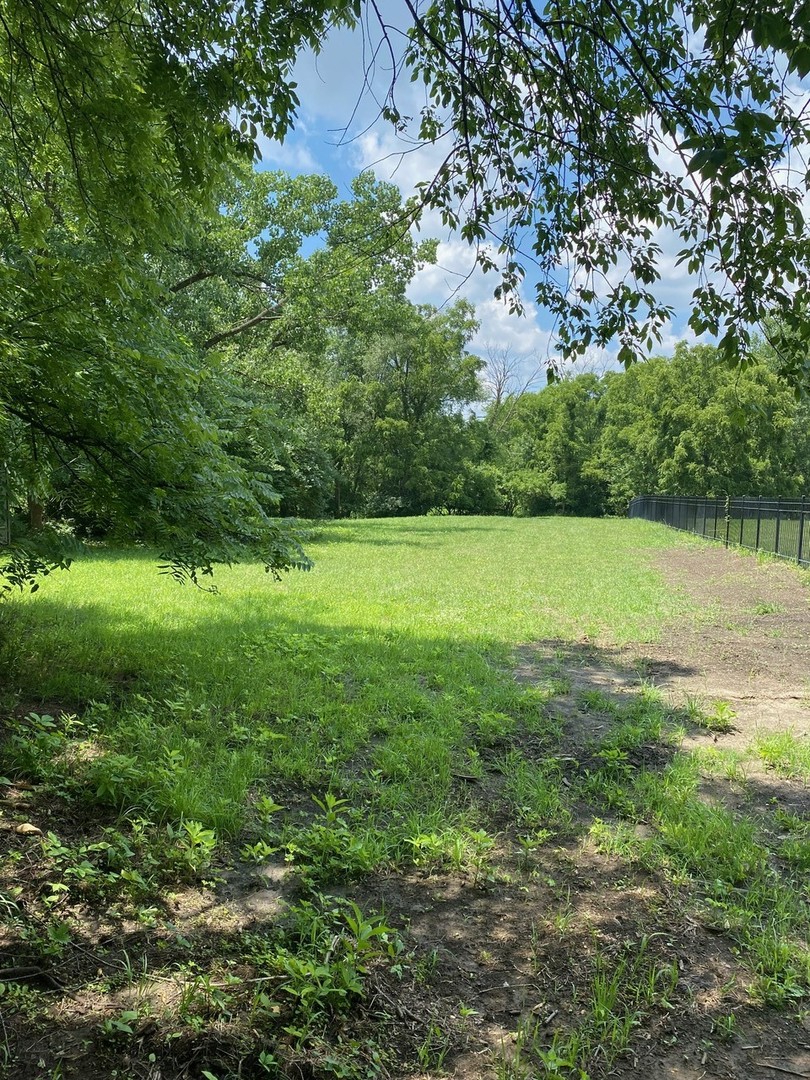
top-left (283, 795), bottom-right (384, 886)
top-left (168, 819), bottom-right (218, 878)
top-left (577, 689), bottom-right (616, 713)
top-left (412, 947), bottom-right (441, 985)
top-left (755, 731), bottom-right (810, 780)
top-left (417, 1023), bottom-right (453, 1070)
top-left (711, 1013), bottom-right (736, 1041)
top-left (516, 830), bottom-right (552, 870)
top-left (98, 1009), bottom-right (142, 1038)
top-left (500, 754), bottom-right (571, 829)
top-left (751, 600), bottom-right (782, 615)
top-left (683, 692), bottom-right (707, 723)
top-left (706, 700), bottom-right (737, 733)
top-left (241, 839), bottom-right (278, 863)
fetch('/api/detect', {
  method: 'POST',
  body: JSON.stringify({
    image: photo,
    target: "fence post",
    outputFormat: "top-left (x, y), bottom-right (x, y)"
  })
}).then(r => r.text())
top-left (774, 497), bottom-right (782, 555)
top-left (755, 496), bottom-right (762, 552)
top-left (724, 497), bottom-right (731, 548)
top-left (798, 496), bottom-right (806, 565)
top-left (739, 497), bottom-right (745, 547)
top-left (713, 498), bottom-right (719, 540)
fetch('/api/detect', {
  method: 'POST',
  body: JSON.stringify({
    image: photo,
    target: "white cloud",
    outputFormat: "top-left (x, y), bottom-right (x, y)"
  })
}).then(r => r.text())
top-left (256, 130), bottom-right (323, 174)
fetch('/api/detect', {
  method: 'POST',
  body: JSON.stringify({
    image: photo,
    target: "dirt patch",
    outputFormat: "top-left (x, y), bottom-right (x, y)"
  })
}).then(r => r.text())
top-left (636, 546), bottom-right (810, 741)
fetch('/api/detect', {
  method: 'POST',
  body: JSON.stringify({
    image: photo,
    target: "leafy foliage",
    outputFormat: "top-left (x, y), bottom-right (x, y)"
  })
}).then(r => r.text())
top-left (391, 0), bottom-right (810, 371)
top-left (486, 344), bottom-right (810, 516)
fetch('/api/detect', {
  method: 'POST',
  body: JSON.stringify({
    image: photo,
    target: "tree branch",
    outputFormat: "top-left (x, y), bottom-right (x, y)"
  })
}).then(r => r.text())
top-left (202, 306), bottom-right (282, 350)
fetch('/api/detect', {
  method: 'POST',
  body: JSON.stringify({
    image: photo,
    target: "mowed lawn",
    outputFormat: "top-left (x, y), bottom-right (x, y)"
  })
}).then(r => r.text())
top-left (1, 517), bottom-right (683, 833)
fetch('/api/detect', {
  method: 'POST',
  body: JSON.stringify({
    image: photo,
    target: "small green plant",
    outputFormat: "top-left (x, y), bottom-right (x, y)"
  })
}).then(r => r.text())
top-left (417, 1023), bottom-right (452, 1071)
top-left (283, 795), bottom-right (381, 886)
top-left (169, 819), bottom-right (218, 877)
top-left (256, 795), bottom-right (285, 821)
top-left (595, 745), bottom-right (630, 776)
top-left (577, 689), bottom-right (615, 713)
top-left (260, 896), bottom-right (402, 1026)
top-left (241, 839), bottom-right (278, 863)
top-left (405, 831), bottom-right (446, 867)
top-left (257, 1049), bottom-right (279, 1074)
top-left (705, 700), bottom-right (737, 733)
top-left (516, 830), bottom-right (551, 870)
top-left (412, 947), bottom-right (441, 985)
top-left (755, 731), bottom-right (810, 780)
top-left (751, 600), bottom-right (782, 615)
top-left (711, 1013), bottom-right (736, 1041)
top-left (99, 1009), bottom-right (141, 1037)
top-left (683, 692), bottom-right (707, 723)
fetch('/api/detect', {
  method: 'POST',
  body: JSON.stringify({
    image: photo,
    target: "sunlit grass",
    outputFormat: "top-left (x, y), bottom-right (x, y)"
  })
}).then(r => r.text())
top-left (0, 517), bottom-right (684, 832)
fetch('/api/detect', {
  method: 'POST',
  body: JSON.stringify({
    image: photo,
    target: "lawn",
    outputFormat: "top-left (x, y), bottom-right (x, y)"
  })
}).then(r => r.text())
top-left (0, 517), bottom-right (807, 1080)
top-left (0, 517), bottom-right (681, 833)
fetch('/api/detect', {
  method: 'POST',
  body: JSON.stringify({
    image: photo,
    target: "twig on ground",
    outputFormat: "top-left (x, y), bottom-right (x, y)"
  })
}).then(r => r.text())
top-left (752, 1064), bottom-right (810, 1078)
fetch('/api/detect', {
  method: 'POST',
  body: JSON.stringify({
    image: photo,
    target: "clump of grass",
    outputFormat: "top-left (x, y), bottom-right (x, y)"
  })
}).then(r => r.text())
top-left (680, 694), bottom-right (737, 733)
top-left (755, 730), bottom-right (810, 781)
top-left (750, 600), bottom-right (783, 615)
top-left (498, 751), bottom-right (571, 830)
top-left (497, 940), bottom-right (680, 1079)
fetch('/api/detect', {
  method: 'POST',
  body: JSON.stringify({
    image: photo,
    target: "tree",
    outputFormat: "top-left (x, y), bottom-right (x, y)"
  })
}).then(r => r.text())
top-left (490, 374), bottom-right (608, 515)
top-left (4, 0), bottom-right (810, 581)
top-left (7, 0), bottom-right (810, 375)
top-left (598, 344), bottom-right (810, 510)
top-left (325, 299), bottom-right (485, 516)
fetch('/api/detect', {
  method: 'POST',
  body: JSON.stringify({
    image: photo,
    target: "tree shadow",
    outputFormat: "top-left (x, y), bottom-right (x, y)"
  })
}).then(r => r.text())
top-left (0, 604), bottom-right (808, 1079)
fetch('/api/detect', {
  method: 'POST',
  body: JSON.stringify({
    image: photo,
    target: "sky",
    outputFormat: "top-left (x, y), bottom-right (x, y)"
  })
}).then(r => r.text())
top-left (250, 11), bottom-right (802, 390)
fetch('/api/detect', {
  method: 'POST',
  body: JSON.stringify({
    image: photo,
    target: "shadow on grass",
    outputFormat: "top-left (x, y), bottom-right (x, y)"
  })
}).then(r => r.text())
top-left (1, 605), bottom-right (808, 1079)
top-left (302, 516), bottom-right (520, 548)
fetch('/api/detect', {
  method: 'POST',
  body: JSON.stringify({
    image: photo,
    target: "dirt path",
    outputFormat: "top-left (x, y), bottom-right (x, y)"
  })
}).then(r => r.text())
top-left (631, 545), bottom-right (810, 741)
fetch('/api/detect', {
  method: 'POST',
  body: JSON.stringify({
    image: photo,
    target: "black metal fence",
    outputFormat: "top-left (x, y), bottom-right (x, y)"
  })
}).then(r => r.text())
top-left (628, 495), bottom-right (810, 567)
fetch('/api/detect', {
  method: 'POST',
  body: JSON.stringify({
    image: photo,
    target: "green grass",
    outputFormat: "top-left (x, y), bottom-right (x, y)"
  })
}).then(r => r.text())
top-left (2, 516), bottom-right (808, 1079)
top-left (0, 517), bottom-right (682, 833)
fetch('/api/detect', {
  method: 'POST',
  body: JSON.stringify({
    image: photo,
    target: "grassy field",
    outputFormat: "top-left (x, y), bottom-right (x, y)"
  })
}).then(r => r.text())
top-left (0, 517), bottom-right (682, 833)
top-left (0, 517), bottom-right (807, 1080)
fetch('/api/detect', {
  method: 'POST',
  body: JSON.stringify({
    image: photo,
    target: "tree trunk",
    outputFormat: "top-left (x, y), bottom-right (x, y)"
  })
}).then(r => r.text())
top-left (28, 495), bottom-right (44, 531)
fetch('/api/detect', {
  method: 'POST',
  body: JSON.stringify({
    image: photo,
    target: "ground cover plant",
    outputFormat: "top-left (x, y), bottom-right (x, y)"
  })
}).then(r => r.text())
top-left (0, 517), bottom-right (808, 1079)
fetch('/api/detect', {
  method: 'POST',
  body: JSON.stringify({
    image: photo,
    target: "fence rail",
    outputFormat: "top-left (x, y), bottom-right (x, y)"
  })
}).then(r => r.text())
top-left (628, 495), bottom-right (810, 567)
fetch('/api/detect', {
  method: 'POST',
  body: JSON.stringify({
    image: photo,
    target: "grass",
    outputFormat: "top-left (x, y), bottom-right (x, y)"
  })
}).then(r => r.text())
top-left (0, 517), bottom-right (682, 834)
top-left (0, 516), bottom-right (807, 1079)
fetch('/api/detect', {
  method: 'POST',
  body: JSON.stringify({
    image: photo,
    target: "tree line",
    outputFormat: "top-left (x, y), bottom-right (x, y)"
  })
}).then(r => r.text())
top-left (3, 0), bottom-right (810, 583)
top-left (8, 162), bottom-right (807, 546)
top-left (484, 345), bottom-right (810, 518)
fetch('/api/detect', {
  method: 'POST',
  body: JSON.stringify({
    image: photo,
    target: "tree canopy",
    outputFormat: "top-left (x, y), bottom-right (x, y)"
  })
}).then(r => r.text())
top-left (485, 343), bottom-right (810, 516)
top-left (2, 0), bottom-right (809, 580)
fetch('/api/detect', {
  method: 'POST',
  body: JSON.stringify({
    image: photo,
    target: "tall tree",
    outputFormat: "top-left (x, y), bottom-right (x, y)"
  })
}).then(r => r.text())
top-left (599, 344), bottom-right (810, 510)
top-left (326, 299), bottom-right (484, 516)
top-left (3, 0), bottom-right (810, 582)
top-left (490, 374), bottom-right (608, 515)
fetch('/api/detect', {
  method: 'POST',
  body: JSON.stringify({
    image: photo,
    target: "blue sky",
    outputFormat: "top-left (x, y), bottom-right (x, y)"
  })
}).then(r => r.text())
top-left (251, 13), bottom-right (792, 389)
